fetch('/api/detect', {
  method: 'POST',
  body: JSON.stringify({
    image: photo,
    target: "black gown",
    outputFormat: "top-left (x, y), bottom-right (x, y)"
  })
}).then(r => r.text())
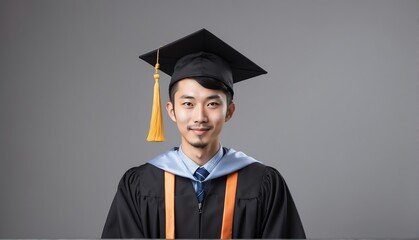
top-left (102, 162), bottom-right (306, 239)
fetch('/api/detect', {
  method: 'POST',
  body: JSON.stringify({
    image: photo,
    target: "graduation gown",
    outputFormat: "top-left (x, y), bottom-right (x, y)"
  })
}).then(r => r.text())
top-left (102, 149), bottom-right (305, 239)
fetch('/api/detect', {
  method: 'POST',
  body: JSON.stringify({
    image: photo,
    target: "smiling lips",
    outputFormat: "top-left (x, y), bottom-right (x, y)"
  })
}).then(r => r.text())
top-left (188, 126), bottom-right (212, 135)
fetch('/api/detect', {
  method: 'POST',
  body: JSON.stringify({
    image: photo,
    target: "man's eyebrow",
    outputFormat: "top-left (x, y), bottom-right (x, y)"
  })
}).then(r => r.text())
top-left (178, 94), bottom-right (221, 100)
top-left (207, 95), bottom-right (221, 100)
top-left (179, 95), bottom-right (195, 99)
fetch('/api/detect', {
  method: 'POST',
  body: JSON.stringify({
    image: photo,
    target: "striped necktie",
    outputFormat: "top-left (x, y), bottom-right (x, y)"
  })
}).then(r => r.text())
top-left (194, 167), bottom-right (210, 204)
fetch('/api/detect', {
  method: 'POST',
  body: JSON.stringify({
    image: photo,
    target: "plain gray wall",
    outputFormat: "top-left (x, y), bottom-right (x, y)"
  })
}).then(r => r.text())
top-left (1, 0), bottom-right (418, 238)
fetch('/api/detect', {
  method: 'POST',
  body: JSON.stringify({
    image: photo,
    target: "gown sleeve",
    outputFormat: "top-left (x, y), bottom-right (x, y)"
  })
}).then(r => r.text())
top-left (259, 167), bottom-right (306, 239)
top-left (101, 167), bottom-right (144, 238)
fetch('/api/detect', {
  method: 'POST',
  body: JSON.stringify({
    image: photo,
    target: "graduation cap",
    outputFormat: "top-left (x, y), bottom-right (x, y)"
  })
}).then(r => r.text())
top-left (139, 28), bottom-right (267, 142)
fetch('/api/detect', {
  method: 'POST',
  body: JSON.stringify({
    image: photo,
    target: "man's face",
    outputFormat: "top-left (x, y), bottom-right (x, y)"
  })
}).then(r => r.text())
top-left (166, 79), bottom-right (235, 150)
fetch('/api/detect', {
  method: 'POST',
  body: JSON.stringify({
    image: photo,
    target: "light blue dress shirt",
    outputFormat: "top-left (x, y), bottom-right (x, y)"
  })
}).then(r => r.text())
top-left (177, 145), bottom-right (224, 192)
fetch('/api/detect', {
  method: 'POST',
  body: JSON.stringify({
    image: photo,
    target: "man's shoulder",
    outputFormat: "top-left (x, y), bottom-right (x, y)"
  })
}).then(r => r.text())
top-left (120, 163), bottom-right (164, 185)
top-left (118, 163), bottom-right (165, 196)
top-left (125, 163), bottom-right (164, 177)
top-left (241, 162), bottom-right (281, 175)
top-left (238, 162), bottom-right (280, 180)
top-left (236, 162), bottom-right (285, 197)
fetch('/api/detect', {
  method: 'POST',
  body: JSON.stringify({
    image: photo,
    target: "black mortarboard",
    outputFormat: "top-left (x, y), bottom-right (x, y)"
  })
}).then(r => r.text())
top-left (139, 28), bottom-right (267, 142)
top-left (140, 28), bottom-right (267, 95)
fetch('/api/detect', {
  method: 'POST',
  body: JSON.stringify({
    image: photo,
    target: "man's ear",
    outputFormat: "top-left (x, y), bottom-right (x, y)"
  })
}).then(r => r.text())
top-left (225, 101), bottom-right (236, 122)
top-left (166, 101), bottom-right (177, 122)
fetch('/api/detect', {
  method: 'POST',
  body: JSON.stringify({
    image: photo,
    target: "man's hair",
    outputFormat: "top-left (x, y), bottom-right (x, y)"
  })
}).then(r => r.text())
top-left (169, 77), bottom-right (233, 105)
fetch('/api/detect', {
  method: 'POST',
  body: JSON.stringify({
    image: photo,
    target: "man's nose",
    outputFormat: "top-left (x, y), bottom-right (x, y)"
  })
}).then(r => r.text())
top-left (193, 105), bottom-right (208, 123)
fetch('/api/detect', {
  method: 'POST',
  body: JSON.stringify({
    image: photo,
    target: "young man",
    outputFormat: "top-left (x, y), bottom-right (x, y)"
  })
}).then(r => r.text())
top-left (102, 29), bottom-right (305, 239)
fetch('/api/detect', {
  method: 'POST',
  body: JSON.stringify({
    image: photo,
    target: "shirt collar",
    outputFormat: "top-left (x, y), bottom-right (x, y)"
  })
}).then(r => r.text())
top-left (178, 144), bottom-right (224, 176)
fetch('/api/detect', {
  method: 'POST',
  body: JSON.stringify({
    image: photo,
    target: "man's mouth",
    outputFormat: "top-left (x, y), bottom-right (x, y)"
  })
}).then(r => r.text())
top-left (188, 126), bottom-right (211, 135)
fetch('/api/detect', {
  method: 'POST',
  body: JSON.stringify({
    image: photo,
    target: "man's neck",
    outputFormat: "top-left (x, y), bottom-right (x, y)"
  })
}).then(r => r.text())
top-left (181, 142), bottom-right (220, 166)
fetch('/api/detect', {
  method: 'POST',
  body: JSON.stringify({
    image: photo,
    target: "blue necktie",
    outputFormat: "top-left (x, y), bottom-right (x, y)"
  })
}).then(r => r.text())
top-left (194, 167), bottom-right (210, 204)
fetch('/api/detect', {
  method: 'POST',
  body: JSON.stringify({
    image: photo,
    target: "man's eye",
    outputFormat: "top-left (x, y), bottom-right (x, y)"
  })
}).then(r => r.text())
top-left (182, 102), bottom-right (193, 107)
top-left (208, 102), bottom-right (220, 107)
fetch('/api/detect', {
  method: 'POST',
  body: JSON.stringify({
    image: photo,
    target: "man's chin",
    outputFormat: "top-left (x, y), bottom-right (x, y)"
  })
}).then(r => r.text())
top-left (189, 142), bottom-right (208, 149)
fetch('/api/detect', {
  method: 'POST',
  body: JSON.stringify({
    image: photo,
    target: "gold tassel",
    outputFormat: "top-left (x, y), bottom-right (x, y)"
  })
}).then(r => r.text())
top-left (146, 48), bottom-right (165, 142)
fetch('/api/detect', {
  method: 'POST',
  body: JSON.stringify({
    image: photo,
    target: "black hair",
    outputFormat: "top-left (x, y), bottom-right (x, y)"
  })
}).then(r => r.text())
top-left (169, 77), bottom-right (233, 105)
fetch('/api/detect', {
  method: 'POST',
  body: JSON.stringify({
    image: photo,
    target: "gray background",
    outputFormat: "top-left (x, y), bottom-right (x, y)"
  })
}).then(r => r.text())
top-left (1, 0), bottom-right (418, 238)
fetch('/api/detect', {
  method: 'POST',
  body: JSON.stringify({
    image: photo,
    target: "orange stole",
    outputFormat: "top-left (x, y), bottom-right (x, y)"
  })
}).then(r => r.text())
top-left (164, 171), bottom-right (239, 239)
top-left (164, 172), bottom-right (175, 239)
